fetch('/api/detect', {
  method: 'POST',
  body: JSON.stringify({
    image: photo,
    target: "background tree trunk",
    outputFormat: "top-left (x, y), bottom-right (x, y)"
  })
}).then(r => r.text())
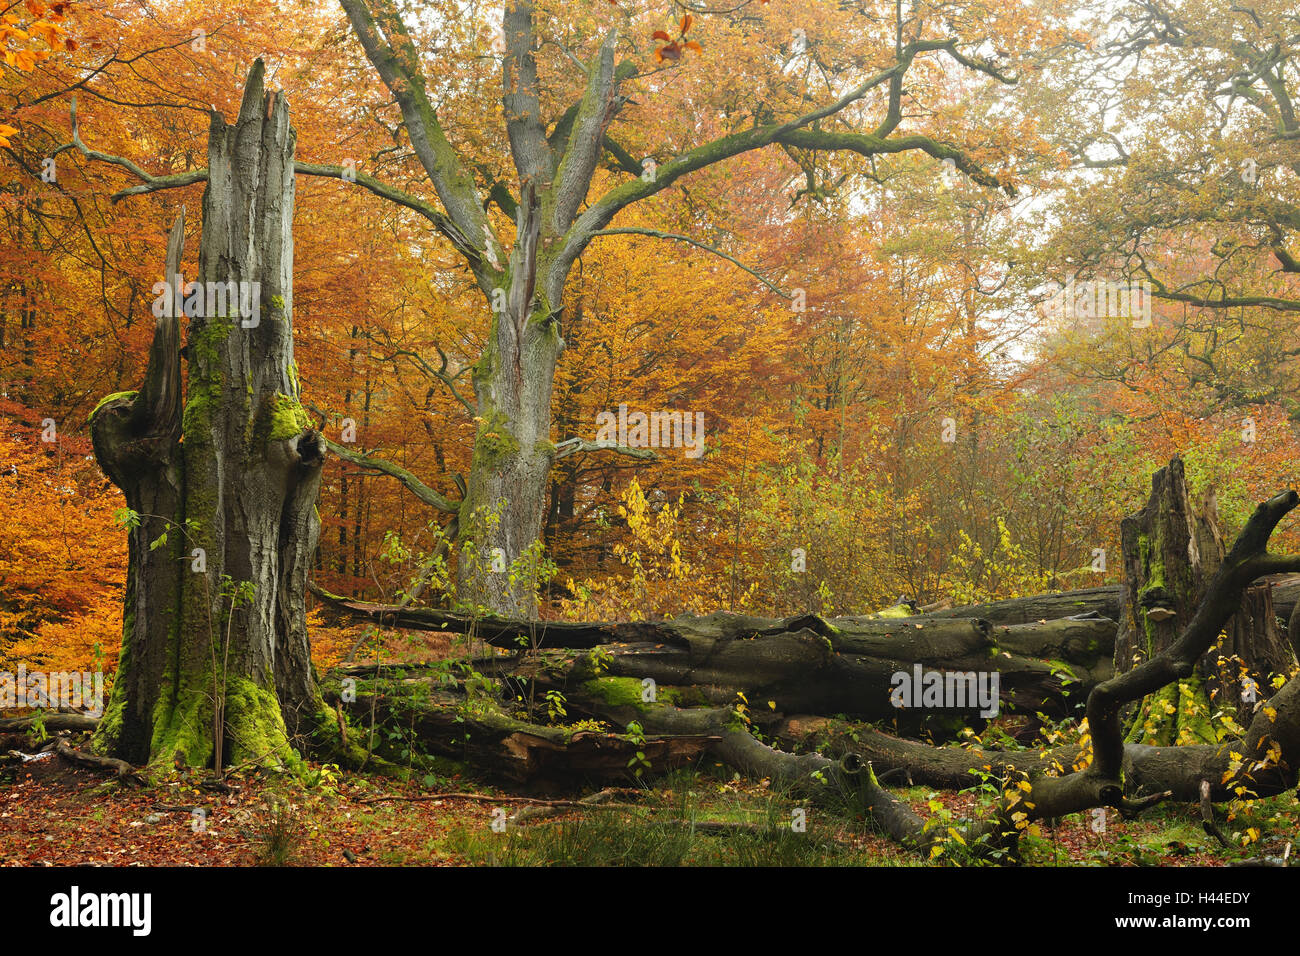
top-left (90, 62), bottom-right (333, 770)
top-left (456, 187), bottom-right (562, 616)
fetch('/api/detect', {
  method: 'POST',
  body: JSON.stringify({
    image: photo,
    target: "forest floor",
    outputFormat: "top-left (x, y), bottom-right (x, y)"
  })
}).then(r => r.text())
top-left (2, 733), bottom-right (1296, 866)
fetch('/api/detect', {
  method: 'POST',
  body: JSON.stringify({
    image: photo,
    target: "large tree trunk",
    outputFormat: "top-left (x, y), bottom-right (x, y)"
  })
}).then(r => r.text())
top-left (89, 62), bottom-right (334, 770)
top-left (456, 187), bottom-right (563, 616)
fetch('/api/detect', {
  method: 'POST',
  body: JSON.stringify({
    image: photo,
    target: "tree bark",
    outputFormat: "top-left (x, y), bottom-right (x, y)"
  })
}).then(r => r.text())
top-left (90, 62), bottom-right (339, 770)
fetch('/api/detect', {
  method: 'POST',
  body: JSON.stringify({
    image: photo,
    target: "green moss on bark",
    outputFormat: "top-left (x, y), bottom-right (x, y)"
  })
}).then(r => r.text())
top-left (149, 674), bottom-right (215, 770)
top-left (91, 600), bottom-right (134, 756)
top-left (256, 392), bottom-right (311, 444)
top-left (582, 676), bottom-right (679, 712)
top-left (222, 676), bottom-right (292, 766)
top-left (88, 390), bottom-right (139, 424)
top-left (471, 407), bottom-right (520, 470)
top-left (182, 317), bottom-right (232, 444)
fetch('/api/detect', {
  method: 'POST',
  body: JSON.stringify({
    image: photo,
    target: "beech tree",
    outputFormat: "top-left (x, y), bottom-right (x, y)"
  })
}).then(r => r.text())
top-left (328, 0), bottom-right (1025, 613)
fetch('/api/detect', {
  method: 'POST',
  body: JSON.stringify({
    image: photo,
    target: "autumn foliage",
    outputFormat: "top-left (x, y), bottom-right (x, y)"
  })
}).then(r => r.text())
top-left (0, 0), bottom-right (1298, 686)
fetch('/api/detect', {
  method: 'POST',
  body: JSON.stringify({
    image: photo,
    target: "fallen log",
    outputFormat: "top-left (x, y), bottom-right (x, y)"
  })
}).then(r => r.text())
top-left (317, 480), bottom-right (1300, 862)
top-left (324, 681), bottom-right (717, 786)
top-left (911, 577), bottom-right (1300, 628)
top-left (320, 598), bottom-right (1114, 722)
top-left (0, 714), bottom-right (100, 733)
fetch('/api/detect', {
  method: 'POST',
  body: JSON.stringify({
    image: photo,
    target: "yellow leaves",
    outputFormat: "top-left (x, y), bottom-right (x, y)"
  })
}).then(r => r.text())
top-left (1, 2), bottom-right (68, 72)
top-left (0, 123), bottom-right (18, 148)
top-left (1217, 713), bottom-right (1245, 738)
top-left (947, 827), bottom-right (966, 846)
top-left (30, 19), bottom-right (60, 48)
top-left (1222, 750), bottom-right (1245, 785)
top-left (1263, 740), bottom-right (1283, 768)
top-left (561, 479), bottom-right (722, 620)
top-left (2, 47), bottom-right (41, 70)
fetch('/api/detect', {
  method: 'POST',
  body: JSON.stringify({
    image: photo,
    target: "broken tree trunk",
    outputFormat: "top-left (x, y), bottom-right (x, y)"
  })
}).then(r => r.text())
top-left (1115, 457), bottom-right (1297, 745)
top-left (89, 61), bottom-right (341, 770)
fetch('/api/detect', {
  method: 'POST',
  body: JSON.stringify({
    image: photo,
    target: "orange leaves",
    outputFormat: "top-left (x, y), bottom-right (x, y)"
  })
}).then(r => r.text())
top-left (652, 14), bottom-right (701, 65)
top-left (0, 124), bottom-right (18, 148)
top-left (0, 410), bottom-right (126, 677)
top-left (1, 0), bottom-right (76, 76)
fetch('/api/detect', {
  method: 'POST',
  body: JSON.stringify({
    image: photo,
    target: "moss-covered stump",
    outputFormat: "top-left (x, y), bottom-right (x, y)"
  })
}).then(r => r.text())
top-left (89, 62), bottom-right (330, 772)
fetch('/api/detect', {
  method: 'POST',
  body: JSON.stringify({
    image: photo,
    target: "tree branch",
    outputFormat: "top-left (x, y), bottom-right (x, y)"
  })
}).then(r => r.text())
top-left (322, 437), bottom-right (460, 515)
top-left (502, 0), bottom-right (553, 185)
top-left (553, 437), bottom-right (661, 461)
top-left (339, 0), bottom-right (495, 283)
top-left (590, 227), bottom-right (791, 298)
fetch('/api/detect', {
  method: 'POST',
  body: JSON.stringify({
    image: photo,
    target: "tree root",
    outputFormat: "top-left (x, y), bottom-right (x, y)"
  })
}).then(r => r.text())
top-left (52, 738), bottom-right (145, 785)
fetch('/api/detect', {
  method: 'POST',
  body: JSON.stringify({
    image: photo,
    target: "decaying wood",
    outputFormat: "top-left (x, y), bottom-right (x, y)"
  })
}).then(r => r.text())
top-left (317, 479), bottom-right (1300, 860)
top-left (319, 596), bottom-right (1116, 723)
top-left (0, 714), bottom-right (99, 733)
top-left (1113, 457), bottom-right (1297, 734)
top-left (52, 738), bottom-right (145, 785)
top-left (86, 60), bottom-right (339, 771)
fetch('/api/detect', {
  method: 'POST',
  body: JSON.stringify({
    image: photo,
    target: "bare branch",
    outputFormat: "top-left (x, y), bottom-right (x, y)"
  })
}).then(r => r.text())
top-left (590, 227), bottom-right (791, 298)
top-left (553, 437), bottom-right (661, 461)
top-left (339, 0), bottom-right (494, 282)
top-left (322, 436), bottom-right (460, 515)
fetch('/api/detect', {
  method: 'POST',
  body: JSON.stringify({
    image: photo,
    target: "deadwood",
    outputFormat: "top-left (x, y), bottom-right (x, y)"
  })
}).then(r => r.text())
top-left (318, 479), bottom-right (1300, 860)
